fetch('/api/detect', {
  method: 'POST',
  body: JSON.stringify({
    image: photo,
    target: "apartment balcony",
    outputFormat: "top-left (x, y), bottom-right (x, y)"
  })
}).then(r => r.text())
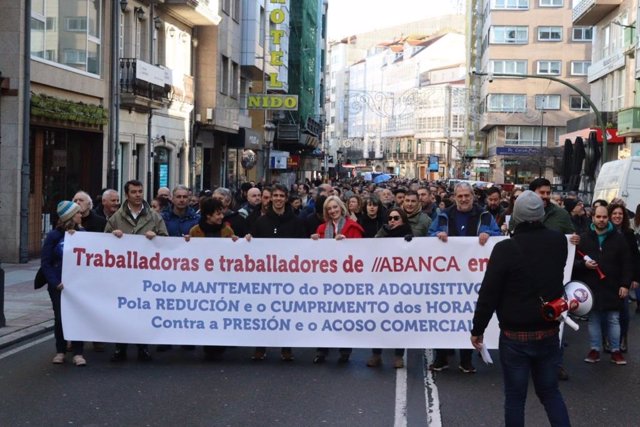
top-left (163, 0), bottom-right (221, 26)
top-left (120, 58), bottom-right (171, 113)
top-left (572, 0), bottom-right (622, 26)
top-left (617, 107), bottom-right (640, 136)
top-left (386, 152), bottom-right (414, 161)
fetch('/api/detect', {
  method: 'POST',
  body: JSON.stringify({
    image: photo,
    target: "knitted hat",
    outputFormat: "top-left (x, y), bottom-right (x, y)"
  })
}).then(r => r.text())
top-left (512, 190), bottom-right (544, 223)
top-left (564, 198), bottom-right (579, 214)
top-left (57, 201), bottom-right (80, 222)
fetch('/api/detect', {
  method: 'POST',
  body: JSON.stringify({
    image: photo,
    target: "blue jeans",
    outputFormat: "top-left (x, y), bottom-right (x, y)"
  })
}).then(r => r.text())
top-left (499, 332), bottom-right (571, 427)
top-left (589, 310), bottom-right (620, 352)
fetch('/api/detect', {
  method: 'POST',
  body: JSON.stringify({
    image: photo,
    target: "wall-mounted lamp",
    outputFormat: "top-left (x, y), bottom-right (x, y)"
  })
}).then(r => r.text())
top-left (119, 0), bottom-right (128, 13)
top-left (153, 16), bottom-right (162, 30)
top-left (192, 38), bottom-right (199, 48)
top-left (134, 7), bottom-right (145, 21)
top-left (180, 32), bottom-right (188, 43)
top-left (168, 27), bottom-right (176, 38)
top-left (263, 121), bottom-right (276, 146)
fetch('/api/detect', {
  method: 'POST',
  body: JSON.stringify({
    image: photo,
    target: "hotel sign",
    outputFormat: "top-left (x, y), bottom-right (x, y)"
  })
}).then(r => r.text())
top-left (247, 94), bottom-right (298, 110)
top-left (267, 0), bottom-right (288, 91)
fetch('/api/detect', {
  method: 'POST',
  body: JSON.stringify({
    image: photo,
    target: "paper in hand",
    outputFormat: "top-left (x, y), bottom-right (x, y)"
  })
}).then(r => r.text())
top-left (479, 343), bottom-right (493, 365)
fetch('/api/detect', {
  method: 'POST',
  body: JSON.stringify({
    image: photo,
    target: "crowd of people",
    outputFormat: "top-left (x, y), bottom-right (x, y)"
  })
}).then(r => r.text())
top-left (40, 176), bottom-right (640, 383)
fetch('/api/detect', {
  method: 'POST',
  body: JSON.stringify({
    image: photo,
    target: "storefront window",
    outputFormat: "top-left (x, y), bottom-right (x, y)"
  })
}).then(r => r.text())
top-left (31, 0), bottom-right (103, 76)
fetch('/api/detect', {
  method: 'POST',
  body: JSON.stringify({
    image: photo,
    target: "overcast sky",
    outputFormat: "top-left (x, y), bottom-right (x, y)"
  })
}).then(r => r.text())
top-left (327, 0), bottom-right (460, 39)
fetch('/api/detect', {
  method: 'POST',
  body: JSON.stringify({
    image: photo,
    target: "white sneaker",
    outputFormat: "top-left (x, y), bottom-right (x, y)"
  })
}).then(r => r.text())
top-left (52, 353), bottom-right (65, 364)
top-left (72, 355), bottom-right (87, 367)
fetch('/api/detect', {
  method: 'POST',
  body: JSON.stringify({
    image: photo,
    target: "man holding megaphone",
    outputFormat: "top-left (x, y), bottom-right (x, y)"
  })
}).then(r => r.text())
top-left (573, 205), bottom-right (633, 365)
top-left (471, 190), bottom-right (571, 427)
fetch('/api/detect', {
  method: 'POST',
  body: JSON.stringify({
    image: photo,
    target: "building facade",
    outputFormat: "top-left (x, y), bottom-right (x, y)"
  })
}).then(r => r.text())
top-left (574, 0), bottom-right (639, 160)
top-left (469, 0), bottom-right (592, 184)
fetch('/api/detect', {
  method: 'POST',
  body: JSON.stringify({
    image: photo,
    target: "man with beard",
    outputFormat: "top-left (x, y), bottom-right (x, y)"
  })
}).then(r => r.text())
top-left (429, 182), bottom-right (500, 373)
top-left (418, 186), bottom-right (438, 222)
top-left (247, 184), bottom-right (306, 361)
top-left (402, 190), bottom-right (431, 236)
top-left (575, 205), bottom-right (632, 366)
top-left (510, 178), bottom-right (574, 234)
top-left (485, 187), bottom-right (506, 226)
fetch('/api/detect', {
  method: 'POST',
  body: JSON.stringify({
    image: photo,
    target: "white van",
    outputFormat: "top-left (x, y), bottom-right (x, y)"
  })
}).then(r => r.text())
top-left (593, 157), bottom-right (640, 209)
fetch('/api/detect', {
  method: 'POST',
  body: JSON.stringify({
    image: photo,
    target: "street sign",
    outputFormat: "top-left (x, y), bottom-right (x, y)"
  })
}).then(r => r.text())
top-left (496, 146), bottom-right (540, 156)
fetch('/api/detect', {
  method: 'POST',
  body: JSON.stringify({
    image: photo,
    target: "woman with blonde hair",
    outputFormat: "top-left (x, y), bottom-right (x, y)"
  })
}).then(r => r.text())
top-left (311, 195), bottom-right (364, 363)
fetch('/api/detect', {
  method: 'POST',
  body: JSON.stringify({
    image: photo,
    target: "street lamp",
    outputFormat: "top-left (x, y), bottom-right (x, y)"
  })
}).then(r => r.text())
top-left (263, 121), bottom-right (276, 183)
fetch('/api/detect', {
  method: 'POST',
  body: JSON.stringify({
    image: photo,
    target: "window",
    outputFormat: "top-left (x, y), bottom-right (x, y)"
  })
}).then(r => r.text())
top-left (491, 0), bottom-right (528, 9)
top-left (63, 49), bottom-right (87, 65)
top-left (490, 59), bottom-right (527, 75)
top-left (487, 94), bottom-right (527, 112)
top-left (489, 26), bottom-right (528, 44)
top-left (570, 95), bottom-right (590, 110)
top-left (221, 55), bottom-right (229, 95)
top-left (505, 126), bottom-right (548, 146)
top-left (572, 27), bottom-right (593, 41)
top-left (451, 115), bottom-right (464, 133)
top-left (31, 1), bottom-right (103, 76)
top-left (538, 26), bottom-right (562, 41)
top-left (539, 0), bottom-right (562, 6)
top-left (65, 17), bottom-right (87, 32)
top-left (535, 94), bottom-right (561, 110)
top-left (232, 0), bottom-right (240, 22)
top-left (222, 0), bottom-right (231, 15)
top-left (571, 61), bottom-right (591, 76)
top-left (259, 6), bottom-right (265, 46)
top-left (537, 60), bottom-right (561, 75)
top-left (231, 61), bottom-right (239, 98)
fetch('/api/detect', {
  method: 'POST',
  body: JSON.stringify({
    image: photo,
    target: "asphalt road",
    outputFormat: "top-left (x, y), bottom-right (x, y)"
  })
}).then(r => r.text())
top-left (2, 310), bottom-right (640, 426)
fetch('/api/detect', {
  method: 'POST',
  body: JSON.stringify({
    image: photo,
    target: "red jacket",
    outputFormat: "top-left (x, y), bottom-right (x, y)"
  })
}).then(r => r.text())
top-left (316, 217), bottom-right (364, 239)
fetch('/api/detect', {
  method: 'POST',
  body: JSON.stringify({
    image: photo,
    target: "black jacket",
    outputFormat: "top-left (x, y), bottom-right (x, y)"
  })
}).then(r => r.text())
top-left (82, 210), bottom-right (107, 232)
top-left (358, 212), bottom-right (386, 238)
top-left (573, 226), bottom-right (633, 311)
top-left (472, 222), bottom-right (567, 335)
top-left (251, 205), bottom-right (306, 239)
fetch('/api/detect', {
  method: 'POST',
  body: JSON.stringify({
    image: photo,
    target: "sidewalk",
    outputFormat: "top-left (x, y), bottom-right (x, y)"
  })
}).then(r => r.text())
top-left (0, 259), bottom-right (54, 350)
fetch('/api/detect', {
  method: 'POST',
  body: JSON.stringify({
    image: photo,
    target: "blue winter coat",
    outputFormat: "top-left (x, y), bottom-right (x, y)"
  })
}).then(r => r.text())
top-left (428, 204), bottom-right (501, 237)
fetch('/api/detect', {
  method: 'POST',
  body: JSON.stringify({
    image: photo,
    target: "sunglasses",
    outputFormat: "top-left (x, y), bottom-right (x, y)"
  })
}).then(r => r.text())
top-left (388, 215), bottom-right (401, 221)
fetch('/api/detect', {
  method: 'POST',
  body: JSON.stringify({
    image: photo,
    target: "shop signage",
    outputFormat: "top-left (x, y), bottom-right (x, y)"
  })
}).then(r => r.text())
top-left (496, 147), bottom-right (540, 156)
top-left (247, 94), bottom-right (298, 110)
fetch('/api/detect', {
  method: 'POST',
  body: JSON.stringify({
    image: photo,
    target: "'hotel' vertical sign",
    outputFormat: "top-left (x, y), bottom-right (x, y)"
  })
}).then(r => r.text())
top-left (267, 0), bottom-right (288, 91)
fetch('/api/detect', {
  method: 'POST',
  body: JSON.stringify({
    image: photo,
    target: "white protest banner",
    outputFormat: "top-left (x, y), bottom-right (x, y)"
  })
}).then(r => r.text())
top-left (61, 232), bottom-right (575, 349)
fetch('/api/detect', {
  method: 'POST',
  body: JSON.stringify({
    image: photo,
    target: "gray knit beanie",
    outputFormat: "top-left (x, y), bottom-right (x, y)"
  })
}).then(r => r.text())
top-left (512, 190), bottom-right (544, 223)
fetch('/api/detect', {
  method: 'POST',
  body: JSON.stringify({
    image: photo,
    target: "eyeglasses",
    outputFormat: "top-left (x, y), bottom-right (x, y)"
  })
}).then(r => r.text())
top-left (388, 215), bottom-right (401, 221)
